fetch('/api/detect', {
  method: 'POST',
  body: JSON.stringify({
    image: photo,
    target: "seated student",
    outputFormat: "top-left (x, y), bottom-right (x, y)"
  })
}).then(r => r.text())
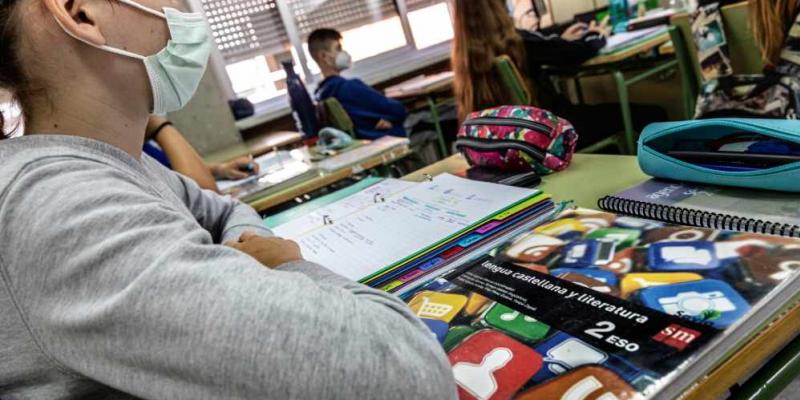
top-left (691, 0), bottom-right (800, 119)
top-left (453, 0), bottom-right (667, 150)
top-left (0, 0), bottom-right (456, 398)
top-left (143, 115), bottom-right (260, 193)
top-left (308, 29), bottom-right (408, 140)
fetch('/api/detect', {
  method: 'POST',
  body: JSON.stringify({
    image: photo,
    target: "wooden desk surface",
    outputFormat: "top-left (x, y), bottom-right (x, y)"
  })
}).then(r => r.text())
top-left (248, 145), bottom-right (411, 213)
top-left (406, 153), bottom-right (800, 399)
top-left (385, 71), bottom-right (455, 100)
top-left (660, 40), bottom-right (675, 56)
top-left (582, 31), bottom-right (672, 67)
top-left (205, 131), bottom-right (304, 164)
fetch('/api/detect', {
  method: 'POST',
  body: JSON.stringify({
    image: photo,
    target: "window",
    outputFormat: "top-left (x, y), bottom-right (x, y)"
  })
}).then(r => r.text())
top-left (290, 0), bottom-right (408, 75)
top-left (201, 0), bottom-right (300, 103)
top-left (406, 1), bottom-right (454, 49)
top-left (196, 0), bottom-right (455, 120)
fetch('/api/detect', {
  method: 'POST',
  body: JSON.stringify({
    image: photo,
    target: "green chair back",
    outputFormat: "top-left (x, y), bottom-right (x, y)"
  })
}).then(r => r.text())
top-left (493, 55), bottom-right (532, 106)
top-left (721, 2), bottom-right (764, 74)
top-left (668, 26), bottom-right (700, 116)
top-left (671, 13), bottom-right (703, 90)
top-left (321, 97), bottom-right (355, 138)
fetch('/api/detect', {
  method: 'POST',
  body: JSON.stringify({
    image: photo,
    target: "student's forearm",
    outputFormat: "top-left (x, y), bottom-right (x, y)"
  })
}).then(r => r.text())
top-left (152, 126), bottom-right (219, 192)
top-left (144, 139), bottom-right (268, 243)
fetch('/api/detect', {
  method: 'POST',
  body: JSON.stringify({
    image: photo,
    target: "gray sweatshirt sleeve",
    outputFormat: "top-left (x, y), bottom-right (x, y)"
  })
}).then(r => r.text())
top-left (152, 161), bottom-right (272, 243)
top-left (1, 160), bottom-right (456, 400)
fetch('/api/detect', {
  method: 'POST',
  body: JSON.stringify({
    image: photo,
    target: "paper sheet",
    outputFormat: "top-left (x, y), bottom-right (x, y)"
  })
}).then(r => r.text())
top-left (272, 178), bottom-right (418, 238)
top-left (281, 174), bottom-right (537, 281)
top-left (601, 26), bottom-right (667, 54)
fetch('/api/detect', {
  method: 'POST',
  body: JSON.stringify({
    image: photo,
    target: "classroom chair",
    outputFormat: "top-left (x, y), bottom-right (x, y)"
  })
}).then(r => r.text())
top-left (493, 55), bottom-right (533, 106)
top-left (667, 26), bottom-right (701, 118)
top-left (320, 97), bottom-right (356, 138)
top-left (320, 95), bottom-right (442, 172)
top-left (493, 54), bottom-right (627, 154)
top-left (670, 2), bottom-right (765, 114)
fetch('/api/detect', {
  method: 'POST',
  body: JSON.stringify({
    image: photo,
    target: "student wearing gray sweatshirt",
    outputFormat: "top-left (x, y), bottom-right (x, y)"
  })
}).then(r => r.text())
top-left (0, 0), bottom-right (456, 398)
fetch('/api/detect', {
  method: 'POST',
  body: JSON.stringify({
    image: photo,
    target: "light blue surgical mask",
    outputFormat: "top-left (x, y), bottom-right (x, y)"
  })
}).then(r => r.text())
top-left (54, 0), bottom-right (212, 114)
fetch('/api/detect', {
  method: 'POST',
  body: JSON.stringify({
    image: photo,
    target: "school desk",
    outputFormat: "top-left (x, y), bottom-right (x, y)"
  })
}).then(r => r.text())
top-left (404, 153), bottom-right (800, 400)
top-left (660, 40), bottom-right (675, 56)
top-left (546, 30), bottom-right (680, 155)
top-left (384, 71), bottom-right (454, 159)
top-left (205, 131), bottom-right (304, 164)
top-left (244, 142), bottom-right (411, 213)
top-left (404, 153), bottom-right (647, 209)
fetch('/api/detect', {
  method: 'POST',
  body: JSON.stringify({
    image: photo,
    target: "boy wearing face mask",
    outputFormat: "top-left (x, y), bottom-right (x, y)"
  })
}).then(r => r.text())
top-left (309, 29), bottom-right (409, 140)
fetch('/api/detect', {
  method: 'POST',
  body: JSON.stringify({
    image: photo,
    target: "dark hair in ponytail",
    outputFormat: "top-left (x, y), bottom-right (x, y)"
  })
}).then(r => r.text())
top-left (0, 0), bottom-right (27, 138)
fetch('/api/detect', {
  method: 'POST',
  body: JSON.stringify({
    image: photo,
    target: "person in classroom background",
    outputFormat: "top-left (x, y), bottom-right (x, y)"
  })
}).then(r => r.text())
top-left (2, 86), bottom-right (258, 193)
top-left (142, 115), bottom-right (261, 193)
top-left (308, 28), bottom-right (409, 140)
top-left (452, 0), bottom-right (667, 150)
top-left (0, 0), bottom-right (456, 396)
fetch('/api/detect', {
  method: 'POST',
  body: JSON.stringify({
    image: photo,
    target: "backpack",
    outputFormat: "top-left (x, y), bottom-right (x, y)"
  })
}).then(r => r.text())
top-left (692, 3), bottom-right (800, 119)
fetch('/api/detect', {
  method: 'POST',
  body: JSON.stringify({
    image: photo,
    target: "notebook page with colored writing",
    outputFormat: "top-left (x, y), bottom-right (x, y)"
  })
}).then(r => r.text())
top-left (282, 174), bottom-right (538, 281)
top-left (272, 178), bottom-right (417, 239)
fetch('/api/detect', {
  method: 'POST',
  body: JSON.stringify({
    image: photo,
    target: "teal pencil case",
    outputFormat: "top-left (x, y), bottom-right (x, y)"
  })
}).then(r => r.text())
top-left (638, 118), bottom-right (800, 192)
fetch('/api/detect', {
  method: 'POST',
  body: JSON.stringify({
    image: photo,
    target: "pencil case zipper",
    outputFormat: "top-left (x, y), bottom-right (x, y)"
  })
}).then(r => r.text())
top-left (455, 137), bottom-right (547, 163)
top-left (463, 117), bottom-right (553, 137)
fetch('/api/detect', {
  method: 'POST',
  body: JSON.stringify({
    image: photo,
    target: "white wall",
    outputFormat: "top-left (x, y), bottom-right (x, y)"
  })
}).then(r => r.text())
top-left (550, 0), bottom-right (609, 23)
top-left (167, 68), bottom-right (245, 156)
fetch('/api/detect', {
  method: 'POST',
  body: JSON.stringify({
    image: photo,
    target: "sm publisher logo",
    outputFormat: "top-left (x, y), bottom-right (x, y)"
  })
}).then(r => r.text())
top-left (652, 324), bottom-right (702, 351)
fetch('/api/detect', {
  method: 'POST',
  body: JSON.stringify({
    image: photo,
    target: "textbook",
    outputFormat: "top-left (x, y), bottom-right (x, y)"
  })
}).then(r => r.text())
top-left (271, 174), bottom-right (554, 284)
top-left (403, 208), bottom-right (800, 399)
top-left (599, 179), bottom-right (800, 236)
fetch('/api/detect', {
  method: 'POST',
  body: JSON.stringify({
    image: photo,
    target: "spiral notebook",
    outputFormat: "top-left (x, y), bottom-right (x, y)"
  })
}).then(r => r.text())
top-left (599, 179), bottom-right (800, 237)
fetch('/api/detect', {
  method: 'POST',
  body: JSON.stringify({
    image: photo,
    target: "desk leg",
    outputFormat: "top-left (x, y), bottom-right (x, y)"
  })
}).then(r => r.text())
top-left (611, 60), bottom-right (680, 155)
top-left (613, 70), bottom-right (635, 155)
top-left (427, 96), bottom-right (449, 159)
top-left (574, 77), bottom-right (585, 105)
top-left (682, 72), bottom-right (695, 120)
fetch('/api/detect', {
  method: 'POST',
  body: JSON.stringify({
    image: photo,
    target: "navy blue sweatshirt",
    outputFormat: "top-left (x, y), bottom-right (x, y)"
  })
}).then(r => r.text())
top-left (315, 75), bottom-right (408, 140)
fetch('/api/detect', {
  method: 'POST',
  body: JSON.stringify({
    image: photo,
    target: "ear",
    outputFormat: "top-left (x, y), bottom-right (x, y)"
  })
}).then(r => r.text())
top-left (43, 0), bottom-right (106, 46)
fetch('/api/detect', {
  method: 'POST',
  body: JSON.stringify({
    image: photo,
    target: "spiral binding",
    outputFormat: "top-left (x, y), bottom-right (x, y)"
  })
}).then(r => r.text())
top-left (598, 196), bottom-right (800, 238)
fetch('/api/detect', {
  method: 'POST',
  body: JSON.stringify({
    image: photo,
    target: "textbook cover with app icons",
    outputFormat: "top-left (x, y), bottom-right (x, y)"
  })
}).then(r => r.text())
top-left (404, 209), bottom-right (800, 400)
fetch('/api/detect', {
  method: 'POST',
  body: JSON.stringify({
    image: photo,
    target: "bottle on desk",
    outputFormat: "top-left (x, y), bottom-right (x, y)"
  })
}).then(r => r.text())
top-left (283, 61), bottom-right (319, 141)
top-left (609, 0), bottom-right (630, 33)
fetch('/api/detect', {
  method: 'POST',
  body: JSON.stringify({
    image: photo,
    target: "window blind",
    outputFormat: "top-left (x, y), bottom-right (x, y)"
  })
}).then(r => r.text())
top-left (404, 0), bottom-right (443, 11)
top-left (287, 0), bottom-right (398, 37)
top-left (201, 0), bottom-right (290, 62)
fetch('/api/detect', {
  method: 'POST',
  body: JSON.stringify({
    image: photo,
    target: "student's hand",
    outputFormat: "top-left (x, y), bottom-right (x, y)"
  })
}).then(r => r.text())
top-left (211, 155), bottom-right (260, 180)
top-left (375, 119), bottom-right (394, 130)
top-left (224, 232), bottom-right (304, 268)
top-left (561, 22), bottom-right (589, 41)
top-left (586, 17), bottom-right (612, 37)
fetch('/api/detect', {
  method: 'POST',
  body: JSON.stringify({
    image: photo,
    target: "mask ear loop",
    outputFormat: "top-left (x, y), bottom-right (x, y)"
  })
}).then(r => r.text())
top-left (50, 0), bottom-right (167, 61)
top-left (116, 0), bottom-right (166, 19)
